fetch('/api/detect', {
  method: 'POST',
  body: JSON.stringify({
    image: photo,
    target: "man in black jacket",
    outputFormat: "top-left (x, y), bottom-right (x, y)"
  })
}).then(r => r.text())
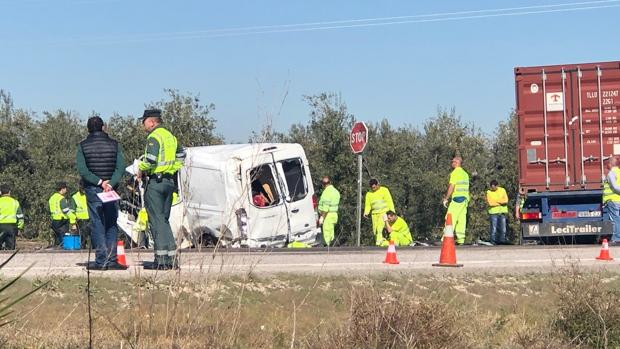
top-left (76, 116), bottom-right (126, 270)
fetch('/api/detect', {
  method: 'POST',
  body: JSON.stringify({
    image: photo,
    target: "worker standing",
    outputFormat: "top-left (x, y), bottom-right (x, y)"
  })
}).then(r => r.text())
top-left (71, 182), bottom-right (90, 249)
top-left (76, 116), bottom-right (126, 270)
top-left (0, 184), bottom-right (24, 250)
top-left (603, 156), bottom-right (620, 245)
top-left (317, 176), bottom-right (340, 246)
top-left (486, 180), bottom-right (509, 245)
top-left (364, 178), bottom-right (395, 246)
top-left (49, 181), bottom-right (76, 248)
top-left (382, 211), bottom-right (413, 247)
top-left (136, 109), bottom-right (185, 270)
top-left (442, 156), bottom-right (469, 245)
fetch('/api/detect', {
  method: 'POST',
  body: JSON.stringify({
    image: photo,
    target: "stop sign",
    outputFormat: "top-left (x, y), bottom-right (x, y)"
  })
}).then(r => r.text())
top-left (350, 121), bottom-right (368, 154)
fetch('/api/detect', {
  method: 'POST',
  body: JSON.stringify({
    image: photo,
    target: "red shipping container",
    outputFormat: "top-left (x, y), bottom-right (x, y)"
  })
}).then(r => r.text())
top-left (515, 61), bottom-right (620, 192)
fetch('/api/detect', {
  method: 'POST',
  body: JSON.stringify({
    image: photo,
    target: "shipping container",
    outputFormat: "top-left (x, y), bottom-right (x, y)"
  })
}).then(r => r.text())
top-left (515, 61), bottom-right (620, 241)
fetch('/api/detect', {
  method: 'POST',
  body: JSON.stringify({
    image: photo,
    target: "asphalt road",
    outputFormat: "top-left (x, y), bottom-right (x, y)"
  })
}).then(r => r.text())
top-left (0, 245), bottom-right (618, 279)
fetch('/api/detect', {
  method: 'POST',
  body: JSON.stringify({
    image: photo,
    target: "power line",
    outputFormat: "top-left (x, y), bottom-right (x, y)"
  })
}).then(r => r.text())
top-left (39, 0), bottom-right (620, 46)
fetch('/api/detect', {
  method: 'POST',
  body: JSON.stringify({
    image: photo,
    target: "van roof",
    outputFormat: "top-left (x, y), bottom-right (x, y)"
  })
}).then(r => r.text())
top-left (186, 143), bottom-right (304, 164)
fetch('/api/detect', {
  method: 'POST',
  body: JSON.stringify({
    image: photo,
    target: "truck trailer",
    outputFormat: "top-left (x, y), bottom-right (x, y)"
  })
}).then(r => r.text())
top-left (515, 61), bottom-right (620, 242)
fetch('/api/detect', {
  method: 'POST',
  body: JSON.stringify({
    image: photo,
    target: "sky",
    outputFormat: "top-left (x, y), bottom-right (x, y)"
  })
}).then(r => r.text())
top-left (1, 0), bottom-right (619, 142)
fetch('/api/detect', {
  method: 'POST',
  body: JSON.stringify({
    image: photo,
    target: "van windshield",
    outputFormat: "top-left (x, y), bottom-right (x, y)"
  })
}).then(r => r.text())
top-left (250, 165), bottom-right (280, 208)
top-left (279, 158), bottom-right (308, 202)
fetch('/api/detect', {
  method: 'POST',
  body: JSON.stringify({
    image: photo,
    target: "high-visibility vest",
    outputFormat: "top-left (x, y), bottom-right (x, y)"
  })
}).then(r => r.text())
top-left (603, 167), bottom-right (620, 203)
top-left (144, 127), bottom-right (181, 175)
top-left (318, 185), bottom-right (340, 213)
top-left (0, 196), bottom-right (24, 229)
top-left (72, 192), bottom-right (89, 220)
top-left (49, 192), bottom-right (75, 223)
top-left (486, 186), bottom-right (508, 214)
top-left (364, 186), bottom-right (394, 215)
top-left (449, 167), bottom-right (470, 201)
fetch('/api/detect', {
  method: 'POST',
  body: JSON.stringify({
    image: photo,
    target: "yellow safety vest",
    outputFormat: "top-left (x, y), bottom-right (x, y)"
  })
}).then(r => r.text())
top-left (486, 186), bottom-right (508, 214)
top-left (0, 196), bottom-right (24, 229)
top-left (49, 192), bottom-right (76, 223)
top-left (449, 167), bottom-right (470, 201)
top-left (72, 192), bottom-right (89, 220)
top-left (603, 167), bottom-right (620, 203)
top-left (318, 185), bottom-right (340, 213)
top-left (364, 186), bottom-right (394, 216)
top-left (143, 127), bottom-right (181, 175)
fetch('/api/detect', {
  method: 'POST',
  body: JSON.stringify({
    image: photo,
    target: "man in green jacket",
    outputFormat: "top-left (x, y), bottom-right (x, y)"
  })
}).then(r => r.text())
top-left (318, 176), bottom-right (340, 246)
top-left (76, 116), bottom-right (126, 269)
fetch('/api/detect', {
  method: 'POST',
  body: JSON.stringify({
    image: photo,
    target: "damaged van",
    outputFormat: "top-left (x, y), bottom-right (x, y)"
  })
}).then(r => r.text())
top-left (118, 143), bottom-right (320, 248)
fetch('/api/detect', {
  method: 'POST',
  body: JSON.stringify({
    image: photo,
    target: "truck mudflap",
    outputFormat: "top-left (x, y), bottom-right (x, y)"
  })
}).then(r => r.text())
top-left (522, 221), bottom-right (613, 237)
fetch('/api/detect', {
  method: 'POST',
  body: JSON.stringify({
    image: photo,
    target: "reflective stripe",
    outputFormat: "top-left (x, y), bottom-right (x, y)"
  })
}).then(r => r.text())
top-left (371, 200), bottom-right (387, 210)
top-left (145, 153), bottom-right (158, 162)
top-left (155, 250), bottom-right (168, 256)
top-left (167, 251), bottom-right (176, 256)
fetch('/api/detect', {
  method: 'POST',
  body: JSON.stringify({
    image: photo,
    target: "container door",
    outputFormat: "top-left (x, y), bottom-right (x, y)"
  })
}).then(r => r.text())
top-left (517, 69), bottom-right (575, 191)
top-left (243, 156), bottom-right (289, 246)
top-left (573, 65), bottom-right (620, 189)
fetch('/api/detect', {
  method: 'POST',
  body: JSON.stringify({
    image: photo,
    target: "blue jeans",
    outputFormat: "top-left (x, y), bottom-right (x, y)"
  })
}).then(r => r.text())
top-left (489, 214), bottom-right (507, 244)
top-left (85, 186), bottom-right (119, 266)
top-left (605, 201), bottom-right (620, 242)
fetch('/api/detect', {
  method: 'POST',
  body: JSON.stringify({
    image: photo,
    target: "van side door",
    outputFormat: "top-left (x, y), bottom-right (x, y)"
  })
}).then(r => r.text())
top-left (243, 158), bottom-right (289, 247)
top-left (274, 156), bottom-right (317, 242)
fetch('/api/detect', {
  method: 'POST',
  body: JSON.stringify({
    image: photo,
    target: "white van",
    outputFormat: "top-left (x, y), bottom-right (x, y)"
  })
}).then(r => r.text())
top-left (119, 143), bottom-right (320, 248)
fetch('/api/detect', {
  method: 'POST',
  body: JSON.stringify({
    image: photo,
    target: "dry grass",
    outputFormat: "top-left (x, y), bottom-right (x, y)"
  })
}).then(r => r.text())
top-left (0, 268), bottom-right (618, 348)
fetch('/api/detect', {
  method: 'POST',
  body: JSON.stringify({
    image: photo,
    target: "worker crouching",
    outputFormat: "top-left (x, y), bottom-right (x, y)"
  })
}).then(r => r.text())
top-left (380, 211), bottom-right (412, 247)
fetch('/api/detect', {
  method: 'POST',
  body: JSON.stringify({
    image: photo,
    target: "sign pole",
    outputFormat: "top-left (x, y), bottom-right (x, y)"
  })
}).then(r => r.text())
top-left (356, 154), bottom-right (362, 247)
top-left (350, 121), bottom-right (368, 247)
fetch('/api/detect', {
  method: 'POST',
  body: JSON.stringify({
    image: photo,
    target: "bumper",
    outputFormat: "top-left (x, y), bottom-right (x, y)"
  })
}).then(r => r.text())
top-left (521, 221), bottom-right (613, 238)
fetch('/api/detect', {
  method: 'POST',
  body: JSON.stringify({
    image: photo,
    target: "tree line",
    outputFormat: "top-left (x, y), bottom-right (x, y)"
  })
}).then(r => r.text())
top-left (0, 89), bottom-right (517, 245)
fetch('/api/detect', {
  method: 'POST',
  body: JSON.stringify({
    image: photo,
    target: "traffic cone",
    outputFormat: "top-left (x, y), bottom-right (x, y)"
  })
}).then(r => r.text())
top-left (596, 239), bottom-right (614, 261)
top-left (433, 213), bottom-right (463, 267)
top-left (117, 240), bottom-right (128, 267)
top-left (383, 240), bottom-right (400, 264)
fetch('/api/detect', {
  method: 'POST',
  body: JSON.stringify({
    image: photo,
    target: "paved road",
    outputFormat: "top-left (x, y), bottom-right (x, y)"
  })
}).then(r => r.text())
top-left (0, 245), bottom-right (618, 279)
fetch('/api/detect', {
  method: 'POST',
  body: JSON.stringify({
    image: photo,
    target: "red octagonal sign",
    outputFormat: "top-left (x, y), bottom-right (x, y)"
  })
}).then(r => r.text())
top-left (350, 121), bottom-right (368, 154)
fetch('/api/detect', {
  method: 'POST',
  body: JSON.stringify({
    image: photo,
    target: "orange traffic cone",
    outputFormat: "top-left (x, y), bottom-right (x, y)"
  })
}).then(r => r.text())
top-left (383, 240), bottom-right (400, 264)
top-left (596, 239), bottom-right (614, 261)
top-left (117, 240), bottom-right (128, 267)
top-left (433, 213), bottom-right (463, 267)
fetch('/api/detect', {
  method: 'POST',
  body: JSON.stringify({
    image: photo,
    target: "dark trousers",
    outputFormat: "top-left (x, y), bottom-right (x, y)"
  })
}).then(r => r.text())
top-left (76, 219), bottom-right (91, 249)
top-left (85, 186), bottom-right (119, 266)
top-left (0, 224), bottom-right (17, 250)
top-left (51, 219), bottom-right (69, 246)
top-left (145, 178), bottom-right (177, 265)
